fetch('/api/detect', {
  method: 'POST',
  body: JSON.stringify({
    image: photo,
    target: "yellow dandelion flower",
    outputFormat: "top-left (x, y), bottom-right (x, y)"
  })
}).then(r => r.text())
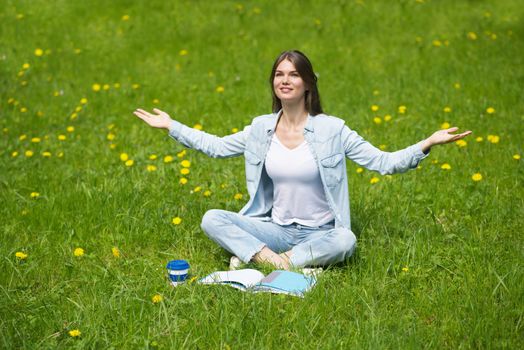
top-left (37, 111), bottom-right (44, 117)
top-left (152, 294), bottom-right (163, 303)
top-left (42, 151), bottom-right (52, 157)
top-left (193, 186), bottom-right (202, 193)
top-left (371, 105), bottom-right (379, 112)
top-left (120, 153), bottom-right (129, 162)
top-left (74, 106), bottom-right (82, 113)
top-left (121, 14), bottom-right (130, 21)
top-left (234, 193), bottom-right (243, 200)
top-left (109, 144), bottom-right (117, 150)
top-left (454, 82), bottom-right (461, 89)
top-left (486, 107), bottom-right (495, 114)
top-left (443, 106), bottom-right (452, 113)
top-left (441, 163), bottom-right (451, 170)
top-left (103, 84), bottom-right (110, 91)
top-left (180, 160), bottom-right (191, 168)
top-left (455, 139), bottom-right (467, 147)
top-left (11, 151), bottom-right (19, 157)
top-left (92, 83), bottom-right (101, 92)
top-left (152, 98), bottom-right (160, 104)
top-left (471, 173), bottom-right (483, 182)
top-left (15, 252), bottom-right (28, 260)
top-left (172, 217), bottom-right (182, 225)
top-left (193, 123), bottom-right (203, 130)
top-left (384, 114), bottom-right (392, 122)
top-left (215, 86), bottom-right (225, 93)
top-left (67, 126), bottom-right (75, 133)
top-left (180, 168), bottom-right (190, 175)
top-left (179, 49), bottom-right (188, 56)
top-left (73, 248), bottom-right (85, 257)
top-left (177, 150), bottom-right (186, 158)
top-left (475, 136), bottom-right (483, 142)
top-left (467, 32), bottom-right (477, 40)
top-left (231, 127), bottom-right (239, 133)
top-left (112, 247), bottom-right (120, 258)
top-left (31, 137), bottom-right (41, 143)
top-left (70, 113), bottom-right (78, 120)
top-left (30, 192), bottom-right (40, 198)
top-left (80, 98), bottom-right (88, 104)
top-left (25, 150), bottom-right (34, 157)
top-left (203, 190), bottom-right (212, 197)
top-left (146, 165), bottom-right (157, 172)
top-left (164, 155), bottom-right (174, 163)
top-left (379, 144), bottom-right (387, 150)
top-left (125, 159), bottom-right (134, 167)
top-left (114, 83), bottom-right (121, 89)
top-left (432, 39), bottom-right (442, 47)
top-left (68, 329), bottom-right (81, 337)
top-left (356, 167), bottom-right (364, 174)
top-left (373, 117), bottom-right (382, 124)
top-left (20, 107), bottom-right (28, 113)
top-left (512, 154), bottom-right (520, 160)
top-left (58, 152), bottom-right (64, 158)
top-left (487, 135), bottom-right (500, 144)
top-left (19, 134), bottom-right (27, 140)
top-left (402, 266), bottom-right (409, 272)
top-left (398, 105), bottom-right (407, 114)
top-left (34, 48), bottom-right (44, 56)
top-left (179, 177), bottom-right (188, 185)
top-left (58, 134), bottom-right (67, 141)
top-left (74, 48), bottom-right (82, 54)
top-left (132, 83), bottom-right (140, 89)
top-left (149, 154), bottom-right (158, 160)
top-left (441, 122), bottom-right (450, 129)
top-left (370, 177), bottom-right (380, 184)
top-left (22, 63), bottom-right (30, 69)
top-left (106, 133), bottom-right (115, 141)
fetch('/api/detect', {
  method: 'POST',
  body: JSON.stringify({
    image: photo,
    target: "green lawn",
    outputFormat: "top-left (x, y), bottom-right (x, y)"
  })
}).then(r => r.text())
top-left (1, 0), bottom-right (523, 348)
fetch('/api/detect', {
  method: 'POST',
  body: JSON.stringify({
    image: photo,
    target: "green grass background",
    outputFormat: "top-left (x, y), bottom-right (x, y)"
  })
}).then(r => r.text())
top-left (1, 0), bottom-right (523, 348)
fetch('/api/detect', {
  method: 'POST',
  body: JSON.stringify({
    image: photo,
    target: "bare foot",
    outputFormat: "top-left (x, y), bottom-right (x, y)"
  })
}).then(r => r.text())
top-left (253, 246), bottom-right (291, 270)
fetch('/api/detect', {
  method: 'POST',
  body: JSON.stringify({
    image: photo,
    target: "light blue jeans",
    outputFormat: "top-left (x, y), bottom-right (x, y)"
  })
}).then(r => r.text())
top-left (200, 209), bottom-right (357, 268)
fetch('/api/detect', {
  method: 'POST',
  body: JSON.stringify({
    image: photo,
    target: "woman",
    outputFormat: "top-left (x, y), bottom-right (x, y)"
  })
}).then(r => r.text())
top-left (134, 50), bottom-right (471, 271)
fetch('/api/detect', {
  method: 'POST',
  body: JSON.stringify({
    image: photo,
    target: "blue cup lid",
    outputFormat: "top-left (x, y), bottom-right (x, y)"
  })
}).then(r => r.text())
top-left (166, 259), bottom-right (190, 270)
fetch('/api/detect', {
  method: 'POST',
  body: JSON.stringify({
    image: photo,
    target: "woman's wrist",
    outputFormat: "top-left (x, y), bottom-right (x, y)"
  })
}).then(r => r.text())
top-left (421, 138), bottom-right (433, 154)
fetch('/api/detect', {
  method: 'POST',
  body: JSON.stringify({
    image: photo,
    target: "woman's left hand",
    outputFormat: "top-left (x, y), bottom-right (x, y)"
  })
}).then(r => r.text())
top-left (421, 127), bottom-right (472, 153)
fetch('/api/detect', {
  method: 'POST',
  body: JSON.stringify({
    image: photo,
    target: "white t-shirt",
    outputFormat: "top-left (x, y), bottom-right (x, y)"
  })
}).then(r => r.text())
top-left (264, 135), bottom-right (334, 227)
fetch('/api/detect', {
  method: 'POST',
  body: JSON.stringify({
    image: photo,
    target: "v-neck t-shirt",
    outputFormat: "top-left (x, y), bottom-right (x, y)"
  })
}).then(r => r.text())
top-left (264, 135), bottom-right (334, 227)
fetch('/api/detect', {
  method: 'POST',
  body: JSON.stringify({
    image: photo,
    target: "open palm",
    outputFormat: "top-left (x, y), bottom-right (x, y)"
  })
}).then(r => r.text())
top-left (133, 108), bottom-right (173, 129)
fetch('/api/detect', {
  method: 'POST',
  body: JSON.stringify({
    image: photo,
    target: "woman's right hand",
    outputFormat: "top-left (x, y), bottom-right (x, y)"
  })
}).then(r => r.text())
top-left (133, 108), bottom-right (173, 129)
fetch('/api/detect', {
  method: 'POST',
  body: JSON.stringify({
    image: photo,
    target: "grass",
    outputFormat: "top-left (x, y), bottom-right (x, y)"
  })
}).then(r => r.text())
top-left (1, 0), bottom-right (523, 348)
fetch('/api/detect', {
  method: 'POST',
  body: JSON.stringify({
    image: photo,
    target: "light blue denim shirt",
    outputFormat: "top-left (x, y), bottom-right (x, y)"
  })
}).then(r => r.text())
top-left (168, 110), bottom-right (429, 229)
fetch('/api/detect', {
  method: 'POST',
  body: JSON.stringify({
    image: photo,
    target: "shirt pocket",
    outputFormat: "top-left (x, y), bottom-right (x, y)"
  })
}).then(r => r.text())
top-left (244, 150), bottom-right (262, 182)
top-left (320, 153), bottom-right (344, 187)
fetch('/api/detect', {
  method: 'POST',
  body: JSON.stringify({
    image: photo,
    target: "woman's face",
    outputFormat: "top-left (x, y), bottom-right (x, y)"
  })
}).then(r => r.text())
top-left (273, 59), bottom-right (307, 104)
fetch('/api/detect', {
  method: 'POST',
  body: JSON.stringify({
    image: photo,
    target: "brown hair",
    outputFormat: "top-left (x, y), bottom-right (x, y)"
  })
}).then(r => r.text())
top-left (269, 50), bottom-right (323, 116)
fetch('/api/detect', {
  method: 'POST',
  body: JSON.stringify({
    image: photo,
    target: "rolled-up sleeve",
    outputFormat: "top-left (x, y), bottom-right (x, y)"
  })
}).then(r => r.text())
top-left (341, 126), bottom-right (429, 175)
top-left (168, 120), bottom-right (250, 158)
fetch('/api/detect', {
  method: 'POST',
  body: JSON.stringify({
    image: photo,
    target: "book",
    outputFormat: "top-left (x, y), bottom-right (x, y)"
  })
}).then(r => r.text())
top-left (198, 269), bottom-right (317, 298)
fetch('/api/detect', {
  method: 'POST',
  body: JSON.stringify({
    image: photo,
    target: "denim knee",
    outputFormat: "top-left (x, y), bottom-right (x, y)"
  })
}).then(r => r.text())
top-left (335, 228), bottom-right (357, 258)
top-left (200, 209), bottom-right (226, 237)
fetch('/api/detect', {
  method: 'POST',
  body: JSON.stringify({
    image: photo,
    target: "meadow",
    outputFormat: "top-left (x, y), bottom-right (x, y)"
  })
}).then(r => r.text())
top-left (1, 0), bottom-right (523, 348)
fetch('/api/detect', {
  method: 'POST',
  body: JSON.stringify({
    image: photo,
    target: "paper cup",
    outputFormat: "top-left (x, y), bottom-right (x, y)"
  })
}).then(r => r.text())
top-left (167, 259), bottom-right (190, 286)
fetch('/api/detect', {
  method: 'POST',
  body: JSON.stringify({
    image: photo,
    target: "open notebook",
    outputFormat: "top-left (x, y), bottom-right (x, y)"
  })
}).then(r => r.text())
top-left (199, 269), bottom-right (317, 298)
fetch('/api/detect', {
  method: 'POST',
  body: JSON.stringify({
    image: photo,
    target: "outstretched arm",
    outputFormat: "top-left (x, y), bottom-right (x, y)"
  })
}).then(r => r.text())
top-left (343, 125), bottom-right (471, 175)
top-left (134, 108), bottom-right (248, 158)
